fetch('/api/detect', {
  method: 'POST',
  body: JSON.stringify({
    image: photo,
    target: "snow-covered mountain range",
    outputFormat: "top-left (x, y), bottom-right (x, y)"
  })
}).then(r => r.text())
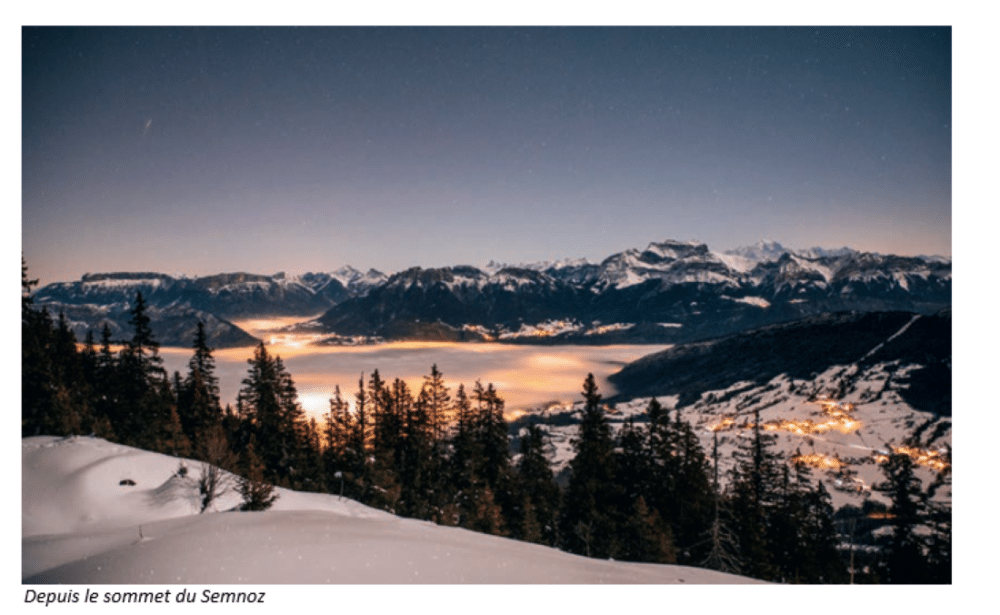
top-left (32, 240), bottom-right (950, 347)
top-left (33, 267), bottom-right (388, 347)
top-left (311, 240), bottom-right (950, 344)
top-left (35, 267), bottom-right (388, 319)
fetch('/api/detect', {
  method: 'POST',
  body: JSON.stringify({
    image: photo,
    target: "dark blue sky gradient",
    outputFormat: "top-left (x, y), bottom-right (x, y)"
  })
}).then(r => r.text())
top-left (22, 26), bottom-right (951, 284)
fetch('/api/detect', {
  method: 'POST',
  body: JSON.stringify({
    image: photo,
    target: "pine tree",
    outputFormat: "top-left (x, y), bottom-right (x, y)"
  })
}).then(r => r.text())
top-left (422, 364), bottom-right (451, 441)
top-left (22, 256), bottom-right (37, 319)
top-left (79, 330), bottom-right (113, 438)
top-left (518, 497), bottom-right (544, 545)
top-left (368, 370), bottom-right (389, 452)
top-left (515, 424), bottom-right (561, 546)
top-left (464, 485), bottom-right (507, 536)
top-left (116, 291), bottom-right (177, 450)
top-left (419, 367), bottom-right (453, 523)
top-left (91, 325), bottom-right (119, 439)
top-left (644, 398), bottom-right (685, 538)
top-left (22, 305), bottom-right (53, 436)
top-left (387, 378), bottom-right (414, 474)
top-left (297, 416), bottom-right (325, 493)
top-left (439, 381), bottom-right (513, 536)
top-left (322, 385), bottom-right (355, 493)
top-left (21, 261), bottom-right (96, 438)
top-left (726, 405), bottom-right (783, 580)
top-left (237, 343), bottom-right (309, 488)
top-left (125, 291), bottom-right (163, 376)
top-left (560, 374), bottom-right (620, 558)
top-left (47, 312), bottom-right (91, 434)
top-left (616, 416), bottom-right (652, 507)
top-left (447, 384), bottom-right (482, 526)
top-left (697, 428), bottom-right (742, 575)
top-left (668, 406), bottom-right (714, 562)
top-left (152, 377), bottom-right (191, 458)
top-left (874, 449), bottom-right (928, 583)
top-left (351, 375), bottom-right (369, 460)
top-left (352, 375), bottom-right (399, 512)
top-left (765, 454), bottom-right (848, 583)
top-left (618, 495), bottom-right (677, 564)
top-left (923, 444), bottom-right (952, 584)
top-left (238, 439), bottom-right (278, 511)
top-left (473, 381), bottom-right (511, 492)
top-left (178, 321), bottom-right (223, 451)
top-left (801, 481), bottom-right (848, 583)
top-left (768, 459), bottom-right (817, 582)
top-left (473, 381), bottom-right (518, 532)
top-left (398, 382), bottom-right (437, 519)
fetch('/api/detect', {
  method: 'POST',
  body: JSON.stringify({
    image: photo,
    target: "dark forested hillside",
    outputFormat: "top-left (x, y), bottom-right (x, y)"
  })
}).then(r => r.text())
top-left (608, 309), bottom-right (951, 415)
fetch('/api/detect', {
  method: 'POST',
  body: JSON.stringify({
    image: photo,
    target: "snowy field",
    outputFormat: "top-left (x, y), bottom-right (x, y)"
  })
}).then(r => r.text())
top-left (22, 435), bottom-right (757, 585)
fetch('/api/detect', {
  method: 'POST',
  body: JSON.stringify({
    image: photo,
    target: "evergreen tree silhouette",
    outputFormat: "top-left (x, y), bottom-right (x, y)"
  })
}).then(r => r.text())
top-left (698, 428), bottom-right (741, 574)
top-left (560, 374), bottom-right (620, 558)
top-left (178, 321), bottom-right (223, 451)
top-left (238, 439), bottom-right (278, 511)
top-left (515, 424), bottom-right (560, 546)
top-left (237, 343), bottom-right (309, 488)
top-left (874, 449), bottom-right (928, 583)
top-left (727, 405), bottom-right (783, 580)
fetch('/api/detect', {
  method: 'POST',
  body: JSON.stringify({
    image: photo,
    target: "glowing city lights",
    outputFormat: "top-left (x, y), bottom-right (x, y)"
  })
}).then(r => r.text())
top-left (875, 444), bottom-right (950, 472)
top-left (791, 452), bottom-right (848, 469)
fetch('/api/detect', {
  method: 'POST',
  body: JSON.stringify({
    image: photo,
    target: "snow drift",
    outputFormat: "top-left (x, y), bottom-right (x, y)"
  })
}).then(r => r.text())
top-left (22, 436), bottom-right (758, 584)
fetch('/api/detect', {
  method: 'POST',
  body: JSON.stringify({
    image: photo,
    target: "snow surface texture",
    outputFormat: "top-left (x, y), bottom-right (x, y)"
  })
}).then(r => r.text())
top-left (22, 436), bottom-right (757, 584)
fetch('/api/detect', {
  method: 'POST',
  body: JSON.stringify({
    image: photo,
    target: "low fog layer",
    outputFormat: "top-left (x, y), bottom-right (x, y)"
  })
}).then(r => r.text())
top-left (161, 319), bottom-right (653, 419)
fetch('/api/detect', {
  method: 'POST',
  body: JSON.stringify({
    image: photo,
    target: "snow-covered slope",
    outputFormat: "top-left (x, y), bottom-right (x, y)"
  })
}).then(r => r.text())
top-left (520, 362), bottom-right (950, 512)
top-left (22, 436), bottom-right (758, 584)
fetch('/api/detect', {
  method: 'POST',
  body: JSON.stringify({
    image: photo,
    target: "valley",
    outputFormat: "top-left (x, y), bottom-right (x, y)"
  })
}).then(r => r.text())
top-left (160, 315), bottom-right (657, 420)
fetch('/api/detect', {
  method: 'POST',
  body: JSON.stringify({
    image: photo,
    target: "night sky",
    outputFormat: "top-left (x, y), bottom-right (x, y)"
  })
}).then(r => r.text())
top-left (22, 26), bottom-right (951, 285)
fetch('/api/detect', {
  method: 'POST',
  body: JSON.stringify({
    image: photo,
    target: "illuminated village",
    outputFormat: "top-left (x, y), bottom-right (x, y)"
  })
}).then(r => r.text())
top-left (704, 396), bottom-right (948, 494)
top-left (524, 361), bottom-right (950, 511)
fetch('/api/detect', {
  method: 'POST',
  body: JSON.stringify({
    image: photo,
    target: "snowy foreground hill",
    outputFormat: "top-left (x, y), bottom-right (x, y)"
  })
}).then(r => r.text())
top-left (22, 436), bottom-right (756, 585)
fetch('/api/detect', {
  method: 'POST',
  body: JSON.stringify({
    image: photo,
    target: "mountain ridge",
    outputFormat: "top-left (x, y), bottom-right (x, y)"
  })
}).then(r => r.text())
top-left (32, 240), bottom-right (950, 347)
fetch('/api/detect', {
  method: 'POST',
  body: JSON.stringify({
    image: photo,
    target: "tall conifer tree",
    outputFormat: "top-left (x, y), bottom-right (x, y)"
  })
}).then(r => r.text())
top-left (179, 321), bottom-right (223, 451)
top-left (237, 343), bottom-right (309, 488)
top-left (560, 374), bottom-right (620, 558)
top-left (516, 424), bottom-right (561, 546)
top-left (727, 405), bottom-right (783, 580)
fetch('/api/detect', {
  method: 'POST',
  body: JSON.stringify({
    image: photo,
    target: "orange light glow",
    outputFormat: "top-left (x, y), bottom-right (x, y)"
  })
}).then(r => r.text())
top-left (506, 408), bottom-right (528, 421)
top-left (753, 398), bottom-right (863, 436)
top-left (707, 416), bottom-right (736, 432)
top-left (887, 444), bottom-right (951, 472)
top-left (791, 452), bottom-right (847, 469)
